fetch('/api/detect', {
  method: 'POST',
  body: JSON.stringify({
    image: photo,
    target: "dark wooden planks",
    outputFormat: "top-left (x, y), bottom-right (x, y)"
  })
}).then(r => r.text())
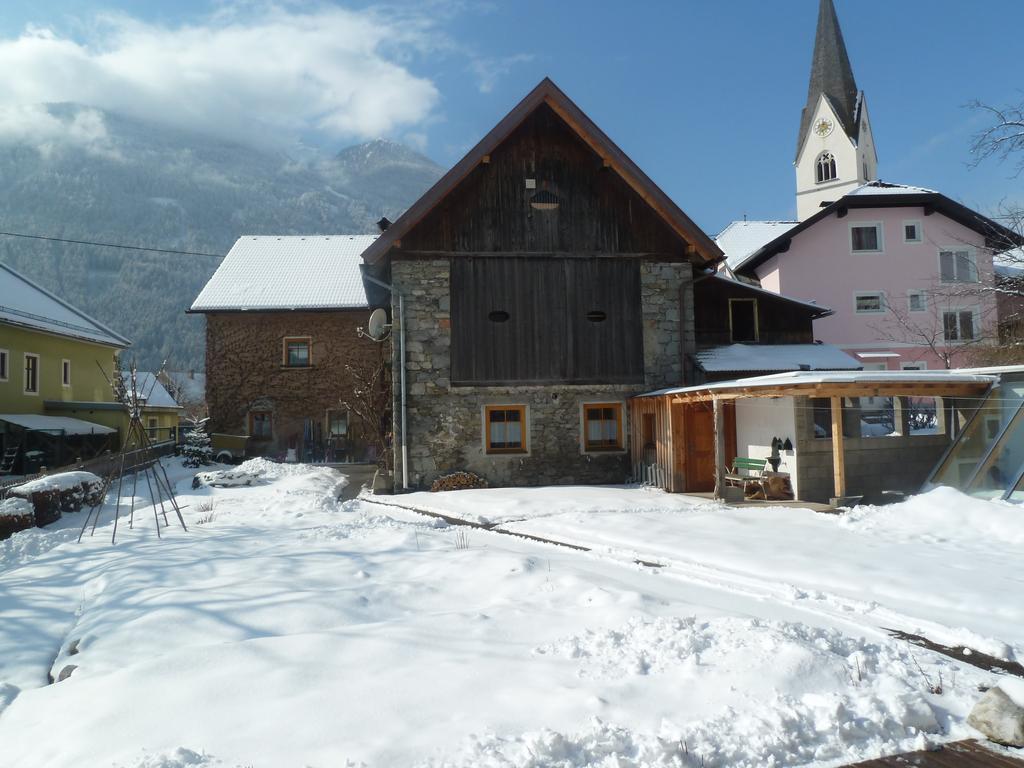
top-left (401, 104), bottom-right (688, 258)
top-left (844, 740), bottom-right (1024, 767)
top-left (451, 256), bottom-right (642, 385)
top-left (692, 274), bottom-right (818, 346)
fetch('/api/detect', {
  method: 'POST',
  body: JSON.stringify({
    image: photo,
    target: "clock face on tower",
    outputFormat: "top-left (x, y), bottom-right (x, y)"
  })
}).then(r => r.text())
top-left (814, 118), bottom-right (835, 138)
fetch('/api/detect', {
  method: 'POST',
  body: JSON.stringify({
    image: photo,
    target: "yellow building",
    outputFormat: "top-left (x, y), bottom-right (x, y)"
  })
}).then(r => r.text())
top-left (0, 262), bottom-right (179, 474)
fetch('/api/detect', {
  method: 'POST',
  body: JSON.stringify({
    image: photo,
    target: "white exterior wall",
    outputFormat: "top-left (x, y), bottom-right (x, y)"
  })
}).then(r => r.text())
top-left (795, 95), bottom-right (877, 220)
top-left (735, 397), bottom-right (799, 498)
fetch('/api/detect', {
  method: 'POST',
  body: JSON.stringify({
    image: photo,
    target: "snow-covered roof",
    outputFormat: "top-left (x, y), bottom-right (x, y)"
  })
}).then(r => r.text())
top-left (845, 181), bottom-right (937, 196)
top-left (190, 235), bottom-right (377, 312)
top-left (639, 369), bottom-right (998, 399)
top-left (715, 220), bottom-right (797, 271)
top-left (0, 413), bottom-right (116, 435)
top-left (696, 343), bottom-right (860, 373)
top-left (164, 371), bottom-right (206, 403)
top-left (0, 262), bottom-right (131, 348)
top-left (120, 372), bottom-right (181, 409)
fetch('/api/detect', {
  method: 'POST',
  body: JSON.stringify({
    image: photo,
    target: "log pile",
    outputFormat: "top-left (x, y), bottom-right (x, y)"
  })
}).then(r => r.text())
top-left (430, 471), bottom-right (489, 492)
top-left (0, 497), bottom-right (36, 539)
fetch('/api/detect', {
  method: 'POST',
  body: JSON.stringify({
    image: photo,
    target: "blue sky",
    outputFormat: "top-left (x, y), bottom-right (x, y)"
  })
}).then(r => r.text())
top-left (1, 0), bottom-right (1022, 235)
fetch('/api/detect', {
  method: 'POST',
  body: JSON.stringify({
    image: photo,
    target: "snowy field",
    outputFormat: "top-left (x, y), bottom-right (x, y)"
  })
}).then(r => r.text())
top-left (0, 460), bottom-right (1021, 767)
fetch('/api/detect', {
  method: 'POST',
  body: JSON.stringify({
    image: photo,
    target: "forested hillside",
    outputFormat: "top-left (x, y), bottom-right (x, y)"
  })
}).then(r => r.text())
top-left (0, 104), bottom-right (442, 370)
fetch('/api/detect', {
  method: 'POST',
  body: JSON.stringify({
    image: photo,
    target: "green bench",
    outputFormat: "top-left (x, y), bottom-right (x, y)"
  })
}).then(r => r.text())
top-left (724, 457), bottom-right (769, 487)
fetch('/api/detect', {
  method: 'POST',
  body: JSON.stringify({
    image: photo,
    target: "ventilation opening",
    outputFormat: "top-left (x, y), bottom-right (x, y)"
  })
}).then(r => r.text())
top-left (488, 310), bottom-right (510, 323)
top-left (529, 190), bottom-right (560, 211)
top-left (586, 310), bottom-right (607, 323)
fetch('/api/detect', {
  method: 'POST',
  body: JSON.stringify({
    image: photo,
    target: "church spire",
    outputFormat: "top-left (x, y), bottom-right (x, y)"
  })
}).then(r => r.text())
top-left (795, 0), bottom-right (860, 161)
top-left (793, 0), bottom-right (877, 220)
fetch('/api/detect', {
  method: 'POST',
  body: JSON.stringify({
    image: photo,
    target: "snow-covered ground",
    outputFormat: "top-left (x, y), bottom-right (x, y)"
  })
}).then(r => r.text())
top-left (0, 461), bottom-right (1020, 767)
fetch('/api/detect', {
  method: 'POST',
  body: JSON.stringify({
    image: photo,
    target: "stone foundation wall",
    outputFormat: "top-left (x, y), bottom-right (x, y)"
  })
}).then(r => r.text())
top-left (390, 258), bottom-right (694, 488)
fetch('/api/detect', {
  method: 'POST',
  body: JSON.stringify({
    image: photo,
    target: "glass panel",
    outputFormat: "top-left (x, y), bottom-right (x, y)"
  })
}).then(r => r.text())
top-left (859, 397), bottom-right (896, 437)
top-left (967, 404), bottom-right (1024, 499)
top-left (811, 398), bottom-right (832, 438)
top-left (852, 227), bottom-right (878, 251)
top-left (943, 312), bottom-right (958, 341)
top-left (856, 294), bottom-right (883, 312)
top-left (940, 252), bottom-right (955, 282)
top-left (930, 383), bottom-right (1024, 490)
top-left (287, 341), bottom-right (309, 366)
top-left (907, 397), bottom-right (943, 435)
top-left (505, 421), bottom-right (522, 448)
top-left (959, 311), bottom-right (975, 340)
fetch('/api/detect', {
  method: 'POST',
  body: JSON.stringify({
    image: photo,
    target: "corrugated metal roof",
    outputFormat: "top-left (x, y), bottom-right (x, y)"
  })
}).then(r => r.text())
top-left (696, 343), bottom-right (860, 373)
top-left (0, 262), bottom-right (131, 348)
top-left (715, 221), bottom-right (797, 271)
top-left (190, 235), bottom-right (377, 312)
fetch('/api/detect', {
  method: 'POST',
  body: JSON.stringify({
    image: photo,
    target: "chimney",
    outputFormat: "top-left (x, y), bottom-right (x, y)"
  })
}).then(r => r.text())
top-left (188, 369), bottom-right (195, 380)
top-left (376, 216), bottom-right (392, 233)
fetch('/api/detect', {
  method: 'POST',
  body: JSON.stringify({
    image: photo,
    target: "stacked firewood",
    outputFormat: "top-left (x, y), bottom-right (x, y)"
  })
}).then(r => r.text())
top-left (430, 471), bottom-right (489, 492)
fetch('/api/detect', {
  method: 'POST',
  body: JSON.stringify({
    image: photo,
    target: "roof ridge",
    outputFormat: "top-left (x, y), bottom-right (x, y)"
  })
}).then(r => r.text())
top-left (0, 261), bottom-right (131, 347)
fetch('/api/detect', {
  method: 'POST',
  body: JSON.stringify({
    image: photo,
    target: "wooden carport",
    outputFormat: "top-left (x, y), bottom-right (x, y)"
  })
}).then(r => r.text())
top-left (631, 371), bottom-right (996, 501)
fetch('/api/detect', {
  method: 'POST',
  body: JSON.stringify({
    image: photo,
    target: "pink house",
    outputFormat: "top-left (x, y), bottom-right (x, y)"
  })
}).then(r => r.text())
top-left (722, 183), bottom-right (1019, 370)
top-left (717, 0), bottom-right (1022, 371)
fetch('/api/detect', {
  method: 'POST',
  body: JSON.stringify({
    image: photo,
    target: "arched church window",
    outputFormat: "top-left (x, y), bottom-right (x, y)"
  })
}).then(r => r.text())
top-left (816, 152), bottom-right (837, 183)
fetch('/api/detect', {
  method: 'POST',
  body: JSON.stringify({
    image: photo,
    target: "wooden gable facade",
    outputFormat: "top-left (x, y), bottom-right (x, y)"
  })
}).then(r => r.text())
top-left (365, 78), bottom-right (723, 489)
top-left (692, 275), bottom-right (828, 348)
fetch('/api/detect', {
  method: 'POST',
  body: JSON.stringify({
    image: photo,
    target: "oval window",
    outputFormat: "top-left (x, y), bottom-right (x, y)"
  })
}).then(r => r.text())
top-left (586, 310), bottom-right (607, 323)
top-left (488, 310), bottom-right (510, 323)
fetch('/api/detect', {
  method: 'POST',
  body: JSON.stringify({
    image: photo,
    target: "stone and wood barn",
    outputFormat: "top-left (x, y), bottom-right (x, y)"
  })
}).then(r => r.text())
top-left (361, 78), bottom-right (855, 490)
top-left (190, 236), bottom-right (385, 463)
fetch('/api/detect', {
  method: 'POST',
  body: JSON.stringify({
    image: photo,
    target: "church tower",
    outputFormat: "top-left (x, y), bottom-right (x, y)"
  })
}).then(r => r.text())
top-left (794, 0), bottom-right (878, 220)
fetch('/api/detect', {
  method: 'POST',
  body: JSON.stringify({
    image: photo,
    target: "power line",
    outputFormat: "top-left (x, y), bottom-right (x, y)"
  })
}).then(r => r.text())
top-left (0, 230), bottom-right (224, 259)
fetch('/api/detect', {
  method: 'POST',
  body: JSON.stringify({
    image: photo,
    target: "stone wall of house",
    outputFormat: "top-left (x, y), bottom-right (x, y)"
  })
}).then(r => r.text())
top-left (793, 395), bottom-right (951, 503)
top-left (205, 311), bottom-right (381, 461)
top-left (390, 258), bottom-right (695, 488)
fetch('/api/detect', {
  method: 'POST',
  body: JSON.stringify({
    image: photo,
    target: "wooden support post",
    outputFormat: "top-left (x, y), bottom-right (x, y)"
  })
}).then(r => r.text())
top-left (831, 395), bottom-right (846, 499)
top-left (713, 397), bottom-right (726, 500)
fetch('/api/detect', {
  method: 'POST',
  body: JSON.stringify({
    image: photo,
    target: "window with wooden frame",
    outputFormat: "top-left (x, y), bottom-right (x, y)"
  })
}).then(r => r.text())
top-left (484, 405), bottom-right (527, 454)
top-left (283, 337), bottom-right (312, 367)
top-left (582, 402), bottom-right (623, 452)
top-left (326, 409), bottom-right (349, 437)
top-left (24, 353), bottom-right (39, 394)
top-left (61, 359), bottom-right (71, 388)
top-left (0, 349), bottom-right (8, 381)
top-left (249, 410), bottom-right (273, 440)
top-left (728, 298), bottom-right (758, 343)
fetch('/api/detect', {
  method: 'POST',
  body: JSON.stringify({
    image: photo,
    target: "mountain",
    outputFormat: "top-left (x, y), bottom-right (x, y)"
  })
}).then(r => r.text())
top-left (0, 105), bottom-right (443, 372)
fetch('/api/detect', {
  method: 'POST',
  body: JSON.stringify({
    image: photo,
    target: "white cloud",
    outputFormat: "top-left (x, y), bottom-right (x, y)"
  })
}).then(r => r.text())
top-left (469, 53), bottom-right (534, 94)
top-left (0, 6), bottom-right (443, 151)
top-left (0, 103), bottom-right (120, 158)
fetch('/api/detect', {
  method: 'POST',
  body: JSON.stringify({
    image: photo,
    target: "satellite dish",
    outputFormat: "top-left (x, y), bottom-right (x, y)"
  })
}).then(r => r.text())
top-left (366, 307), bottom-right (391, 341)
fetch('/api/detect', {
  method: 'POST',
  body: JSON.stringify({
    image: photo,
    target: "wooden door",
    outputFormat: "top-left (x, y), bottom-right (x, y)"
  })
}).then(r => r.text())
top-left (683, 402), bottom-right (737, 493)
top-left (684, 403), bottom-right (715, 492)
